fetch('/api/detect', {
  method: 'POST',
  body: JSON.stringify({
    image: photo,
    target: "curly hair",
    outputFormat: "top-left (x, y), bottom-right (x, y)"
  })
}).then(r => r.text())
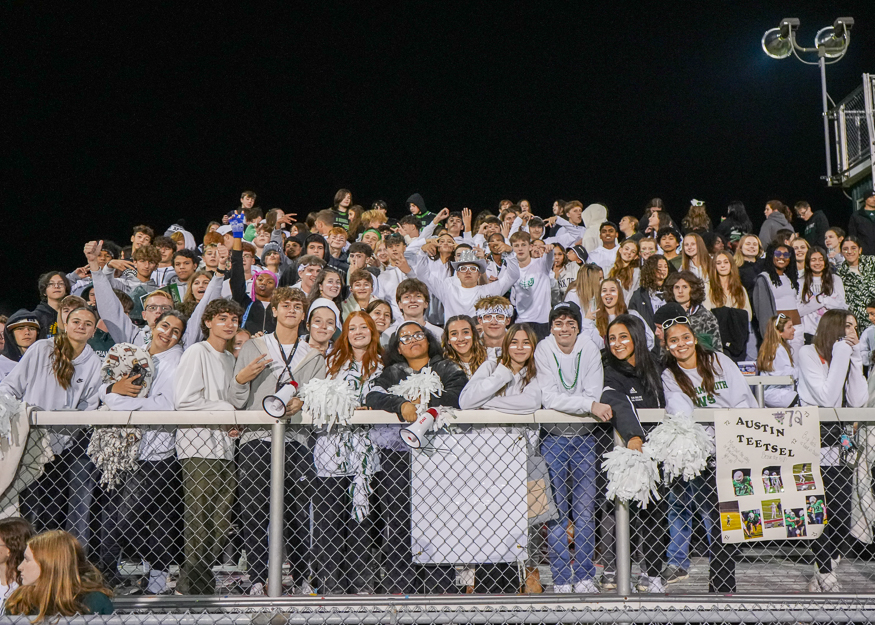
top-left (640, 255), bottom-right (667, 291)
top-left (663, 270), bottom-right (706, 307)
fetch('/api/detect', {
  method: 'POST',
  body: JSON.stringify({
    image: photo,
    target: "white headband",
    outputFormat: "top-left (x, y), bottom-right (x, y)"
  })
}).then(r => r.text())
top-left (476, 305), bottom-right (513, 318)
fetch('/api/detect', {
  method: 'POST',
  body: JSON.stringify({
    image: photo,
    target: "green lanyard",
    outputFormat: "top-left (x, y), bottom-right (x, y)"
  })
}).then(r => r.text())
top-left (553, 351), bottom-right (582, 390)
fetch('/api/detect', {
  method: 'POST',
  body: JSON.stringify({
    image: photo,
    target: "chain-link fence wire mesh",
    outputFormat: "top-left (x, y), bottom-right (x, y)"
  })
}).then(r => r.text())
top-left (834, 85), bottom-right (869, 174)
top-left (3, 414), bottom-right (875, 603)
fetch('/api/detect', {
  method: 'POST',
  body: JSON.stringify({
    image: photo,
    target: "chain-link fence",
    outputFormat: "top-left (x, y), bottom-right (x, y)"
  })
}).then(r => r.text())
top-left (832, 76), bottom-right (874, 182)
top-left (3, 403), bottom-right (875, 622)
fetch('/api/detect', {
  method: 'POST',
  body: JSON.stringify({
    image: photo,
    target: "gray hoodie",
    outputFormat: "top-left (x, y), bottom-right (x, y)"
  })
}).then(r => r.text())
top-left (758, 211), bottom-right (792, 247)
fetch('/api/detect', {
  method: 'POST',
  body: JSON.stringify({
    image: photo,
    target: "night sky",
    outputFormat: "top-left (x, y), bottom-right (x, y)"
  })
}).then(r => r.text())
top-left (5, 3), bottom-right (873, 315)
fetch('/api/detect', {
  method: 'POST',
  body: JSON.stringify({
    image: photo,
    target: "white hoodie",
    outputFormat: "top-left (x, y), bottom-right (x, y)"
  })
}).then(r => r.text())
top-left (459, 360), bottom-right (541, 413)
top-left (534, 333), bottom-right (603, 436)
top-left (0, 339), bottom-right (102, 454)
top-left (98, 344), bottom-right (182, 461)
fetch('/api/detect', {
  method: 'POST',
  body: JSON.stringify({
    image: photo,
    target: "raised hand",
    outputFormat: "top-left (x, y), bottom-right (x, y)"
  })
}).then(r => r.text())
top-left (235, 354), bottom-right (273, 385)
top-left (434, 207), bottom-right (450, 224)
top-left (462, 207), bottom-right (472, 232)
top-left (229, 211), bottom-right (246, 238)
top-left (84, 240), bottom-right (103, 266)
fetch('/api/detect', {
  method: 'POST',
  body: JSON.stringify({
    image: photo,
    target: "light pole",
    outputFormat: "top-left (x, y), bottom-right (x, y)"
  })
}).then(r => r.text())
top-left (762, 17), bottom-right (854, 186)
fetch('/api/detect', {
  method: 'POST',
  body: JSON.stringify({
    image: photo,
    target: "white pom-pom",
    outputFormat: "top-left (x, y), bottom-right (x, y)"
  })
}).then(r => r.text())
top-left (87, 427), bottom-right (142, 491)
top-left (603, 446), bottom-right (661, 509)
top-left (431, 406), bottom-right (456, 431)
top-left (389, 367), bottom-right (443, 410)
top-left (644, 412), bottom-right (715, 483)
top-left (0, 393), bottom-right (23, 456)
top-left (299, 377), bottom-right (360, 432)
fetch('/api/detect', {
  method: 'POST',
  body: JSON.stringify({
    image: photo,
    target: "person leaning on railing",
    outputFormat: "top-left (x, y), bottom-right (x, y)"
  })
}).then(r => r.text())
top-left (796, 309), bottom-right (867, 593)
top-left (661, 315), bottom-right (757, 593)
top-left (365, 321), bottom-right (467, 594)
top-left (592, 314), bottom-right (668, 594)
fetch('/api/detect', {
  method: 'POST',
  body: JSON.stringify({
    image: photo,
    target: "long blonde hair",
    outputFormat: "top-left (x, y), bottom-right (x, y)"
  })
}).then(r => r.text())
top-left (756, 315), bottom-right (794, 372)
top-left (5, 530), bottom-right (112, 622)
top-left (733, 234), bottom-right (763, 267)
top-left (51, 307), bottom-right (96, 390)
top-left (682, 233), bottom-right (712, 276)
top-left (568, 264), bottom-right (603, 316)
top-left (609, 240), bottom-right (639, 290)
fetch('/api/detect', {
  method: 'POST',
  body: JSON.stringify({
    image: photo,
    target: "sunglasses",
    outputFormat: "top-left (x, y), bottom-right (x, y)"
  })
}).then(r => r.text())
top-left (691, 199), bottom-right (705, 207)
top-left (456, 265), bottom-right (480, 273)
top-left (478, 314), bottom-right (507, 323)
top-left (661, 316), bottom-right (690, 330)
top-left (775, 313), bottom-right (788, 327)
top-left (773, 250), bottom-right (791, 259)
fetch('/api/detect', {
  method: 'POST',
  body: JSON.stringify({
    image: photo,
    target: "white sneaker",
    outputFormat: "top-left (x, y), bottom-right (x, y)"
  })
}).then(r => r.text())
top-left (299, 581), bottom-right (315, 595)
top-left (248, 582), bottom-right (265, 596)
top-left (818, 572), bottom-right (842, 592)
top-left (553, 583), bottom-right (573, 593)
top-left (573, 579), bottom-right (600, 594)
top-left (645, 576), bottom-right (666, 593)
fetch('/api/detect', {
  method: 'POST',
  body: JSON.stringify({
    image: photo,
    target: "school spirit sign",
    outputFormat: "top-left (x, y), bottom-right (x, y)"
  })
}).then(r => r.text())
top-left (714, 407), bottom-right (826, 543)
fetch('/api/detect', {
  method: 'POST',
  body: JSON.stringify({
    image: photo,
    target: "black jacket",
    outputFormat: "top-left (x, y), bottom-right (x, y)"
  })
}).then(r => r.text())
top-left (406, 193), bottom-right (437, 230)
top-left (230, 249), bottom-right (277, 335)
top-left (738, 258), bottom-right (764, 297)
top-left (32, 302), bottom-right (58, 339)
top-left (600, 355), bottom-right (664, 443)
top-left (712, 306), bottom-right (750, 362)
top-left (2, 309), bottom-right (39, 361)
top-left (799, 210), bottom-right (829, 249)
top-left (848, 209), bottom-right (875, 255)
top-left (627, 287), bottom-right (659, 331)
top-left (365, 355), bottom-right (467, 421)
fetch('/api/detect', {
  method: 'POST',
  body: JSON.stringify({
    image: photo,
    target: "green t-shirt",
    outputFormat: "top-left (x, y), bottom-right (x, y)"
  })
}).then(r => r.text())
top-left (4, 591), bottom-right (113, 616)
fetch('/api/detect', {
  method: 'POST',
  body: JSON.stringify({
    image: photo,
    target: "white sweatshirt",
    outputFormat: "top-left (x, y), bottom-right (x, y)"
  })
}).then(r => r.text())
top-left (587, 245), bottom-right (619, 276)
top-left (762, 344), bottom-right (798, 408)
top-left (173, 341), bottom-right (236, 461)
top-left (93, 270), bottom-right (222, 349)
top-left (0, 339), bottom-right (101, 411)
top-left (512, 251), bottom-right (554, 324)
top-left (459, 360), bottom-right (541, 413)
top-left (535, 333), bottom-right (603, 436)
top-left (662, 351), bottom-right (757, 417)
top-left (407, 253), bottom-right (521, 321)
top-left (98, 344), bottom-right (182, 461)
top-left (0, 339), bottom-right (102, 454)
top-left (796, 275), bottom-right (847, 336)
top-left (547, 216), bottom-right (586, 249)
top-left (796, 341), bottom-right (867, 409)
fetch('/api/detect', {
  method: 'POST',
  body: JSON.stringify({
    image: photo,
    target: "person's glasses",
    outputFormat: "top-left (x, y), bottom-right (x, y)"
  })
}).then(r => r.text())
top-left (775, 313), bottom-right (788, 327)
top-left (48, 282), bottom-right (66, 288)
top-left (773, 251), bottom-right (791, 259)
top-left (479, 314), bottom-right (507, 323)
top-left (399, 331), bottom-right (426, 345)
top-left (146, 304), bottom-right (173, 313)
top-left (691, 199), bottom-right (705, 207)
top-left (456, 266), bottom-right (479, 273)
top-left (661, 316), bottom-right (690, 330)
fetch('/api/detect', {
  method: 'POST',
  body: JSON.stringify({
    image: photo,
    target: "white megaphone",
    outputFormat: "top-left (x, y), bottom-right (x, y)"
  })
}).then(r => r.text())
top-left (262, 381), bottom-right (299, 419)
top-left (400, 408), bottom-right (439, 449)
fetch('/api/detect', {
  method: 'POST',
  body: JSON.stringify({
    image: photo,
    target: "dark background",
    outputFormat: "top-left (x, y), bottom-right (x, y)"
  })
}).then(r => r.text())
top-left (4, 3), bottom-right (873, 315)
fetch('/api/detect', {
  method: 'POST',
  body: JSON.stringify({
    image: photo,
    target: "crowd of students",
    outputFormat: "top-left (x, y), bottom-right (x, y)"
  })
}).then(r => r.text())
top-left (1, 189), bottom-right (875, 602)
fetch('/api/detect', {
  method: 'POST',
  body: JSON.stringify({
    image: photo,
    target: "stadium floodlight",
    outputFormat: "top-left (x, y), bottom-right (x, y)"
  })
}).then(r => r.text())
top-left (761, 17), bottom-right (854, 186)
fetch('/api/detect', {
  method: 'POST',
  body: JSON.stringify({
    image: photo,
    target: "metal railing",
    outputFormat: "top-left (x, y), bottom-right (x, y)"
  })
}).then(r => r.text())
top-left (831, 73), bottom-right (875, 187)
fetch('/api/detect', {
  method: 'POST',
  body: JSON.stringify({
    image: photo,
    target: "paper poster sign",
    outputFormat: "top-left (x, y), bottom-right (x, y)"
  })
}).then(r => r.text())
top-left (411, 427), bottom-right (527, 564)
top-left (715, 407), bottom-right (825, 543)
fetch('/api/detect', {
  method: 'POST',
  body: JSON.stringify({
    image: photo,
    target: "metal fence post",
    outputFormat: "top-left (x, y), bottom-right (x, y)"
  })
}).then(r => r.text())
top-left (613, 429), bottom-right (632, 595)
top-left (267, 419), bottom-right (286, 596)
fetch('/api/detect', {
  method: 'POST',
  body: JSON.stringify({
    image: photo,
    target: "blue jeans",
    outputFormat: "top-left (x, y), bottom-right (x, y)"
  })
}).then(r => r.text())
top-left (666, 477), bottom-right (714, 570)
top-left (542, 434), bottom-right (597, 586)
